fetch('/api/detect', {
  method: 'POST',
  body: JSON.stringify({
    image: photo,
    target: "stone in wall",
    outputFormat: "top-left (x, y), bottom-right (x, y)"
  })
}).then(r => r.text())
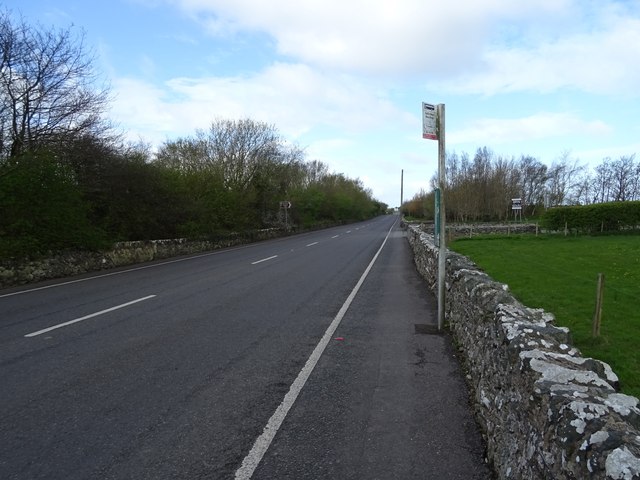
top-left (405, 223), bottom-right (640, 480)
top-left (0, 229), bottom-right (281, 289)
top-left (420, 222), bottom-right (539, 239)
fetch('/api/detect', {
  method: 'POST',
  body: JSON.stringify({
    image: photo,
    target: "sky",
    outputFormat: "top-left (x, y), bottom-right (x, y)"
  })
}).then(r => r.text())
top-left (5, 0), bottom-right (640, 208)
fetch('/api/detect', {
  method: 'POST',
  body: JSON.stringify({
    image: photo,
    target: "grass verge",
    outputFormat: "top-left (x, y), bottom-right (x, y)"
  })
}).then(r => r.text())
top-left (449, 233), bottom-right (640, 399)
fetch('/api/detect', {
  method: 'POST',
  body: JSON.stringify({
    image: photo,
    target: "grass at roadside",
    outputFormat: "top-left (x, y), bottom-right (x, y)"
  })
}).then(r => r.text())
top-left (449, 234), bottom-right (640, 399)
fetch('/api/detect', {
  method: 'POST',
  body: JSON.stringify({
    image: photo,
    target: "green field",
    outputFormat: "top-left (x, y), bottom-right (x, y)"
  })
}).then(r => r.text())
top-left (449, 234), bottom-right (640, 399)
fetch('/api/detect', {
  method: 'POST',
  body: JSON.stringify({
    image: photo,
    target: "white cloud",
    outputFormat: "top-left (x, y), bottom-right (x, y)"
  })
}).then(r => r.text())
top-left (168, 0), bottom-right (573, 76)
top-left (165, 0), bottom-right (640, 97)
top-left (449, 112), bottom-right (612, 146)
top-left (108, 0), bottom-right (640, 207)
top-left (110, 62), bottom-right (413, 145)
top-left (111, 78), bottom-right (177, 133)
top-left (575, 143), bottom-right (640, 168)
top-left (437, 15), bottom-right (640, 96)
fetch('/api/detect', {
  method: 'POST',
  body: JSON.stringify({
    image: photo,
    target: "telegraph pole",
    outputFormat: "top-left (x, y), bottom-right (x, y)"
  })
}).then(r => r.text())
top-left (400, 169), bottom-right (404, 213)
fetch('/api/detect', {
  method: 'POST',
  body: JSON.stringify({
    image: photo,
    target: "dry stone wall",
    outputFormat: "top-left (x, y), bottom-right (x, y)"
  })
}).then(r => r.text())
top-left (0, 230), bottom-right (280, 289)
top-left (405, 223), bottom-right (640, 480)
top-left (420, 222), bottom-right (539, 238)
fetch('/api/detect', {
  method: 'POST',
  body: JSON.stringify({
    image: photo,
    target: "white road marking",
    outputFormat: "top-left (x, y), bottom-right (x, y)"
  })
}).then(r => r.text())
top-left (331, 235), bottom-right (340, 239)
top-left (346, 230), bottom-right (352, 233)
top-left (306, 242), bottom-right (319, 247)
top-left (24, 295), bottom-right (157, 337)
top-left (234, 220), bottom-right (397, 480)
top-left (0, 246), bottom-right (254, 299)
top-left (1, 225), bottom-right (375, 300)
top-left (251, 255), bottom-right (278, 265)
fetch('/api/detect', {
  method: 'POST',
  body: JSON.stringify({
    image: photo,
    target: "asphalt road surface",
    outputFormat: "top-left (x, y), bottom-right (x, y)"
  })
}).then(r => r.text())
top-left (0, 215), bottom-right (492, 479)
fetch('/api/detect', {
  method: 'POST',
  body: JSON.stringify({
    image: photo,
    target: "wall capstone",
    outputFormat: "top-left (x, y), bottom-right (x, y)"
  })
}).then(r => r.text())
top-left (405, 222), bottom-right (640, 480)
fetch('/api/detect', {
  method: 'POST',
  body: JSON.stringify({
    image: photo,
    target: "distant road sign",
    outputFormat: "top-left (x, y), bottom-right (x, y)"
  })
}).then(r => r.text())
top-left (511, 198), bottom-right (522, 210)
top-left (422, 102), bottom-right (437, 140)
top-left (280, 201), bottom-right (291, 209)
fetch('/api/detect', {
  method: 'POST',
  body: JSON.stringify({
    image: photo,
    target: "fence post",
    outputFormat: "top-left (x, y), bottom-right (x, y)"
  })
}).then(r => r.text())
top-left (592, 273), bottom-right (605, 338)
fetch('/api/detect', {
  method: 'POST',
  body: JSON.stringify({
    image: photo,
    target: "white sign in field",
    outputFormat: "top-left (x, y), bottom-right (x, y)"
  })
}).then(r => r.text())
top-left (511, 198), bottom-right (522, 210)
top-left (422, 102), bottom-right (437, 140)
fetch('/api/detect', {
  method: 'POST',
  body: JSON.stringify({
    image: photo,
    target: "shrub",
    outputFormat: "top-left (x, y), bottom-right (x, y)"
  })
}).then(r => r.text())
top-left (541, 201), bottom-right (640, 233)
top-left (0, 152), bottom-right (110, 258)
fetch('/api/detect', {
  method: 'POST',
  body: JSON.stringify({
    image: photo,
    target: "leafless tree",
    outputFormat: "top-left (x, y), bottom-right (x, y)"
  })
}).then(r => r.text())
top-left (572, 170), bottom-right (594, 205)
top-left (200, 118), bottom-right (281, 191)
top-left (154, 136), bottom-right (212, 174)
top-left (546, 151), bottom-right (584, 206)
top-left (633, 159), bottom-right (640, 201)
top-left (0, 10), bottom-right (110, 160)
top-left (304, 159), bottom-right (330, 185)
top-left (592, 159), bottom-right (613, 203)
top-left (518, 155), bottom-right (547, 214)
top-left (609, 154), bottom-right (636, 201)
top-left (420, 147), bottom-right (638, 222)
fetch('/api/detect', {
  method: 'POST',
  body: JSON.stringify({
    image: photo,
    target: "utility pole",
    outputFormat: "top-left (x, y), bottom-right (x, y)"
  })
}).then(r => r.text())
top-left (400, 169), bottom-right (404, 213)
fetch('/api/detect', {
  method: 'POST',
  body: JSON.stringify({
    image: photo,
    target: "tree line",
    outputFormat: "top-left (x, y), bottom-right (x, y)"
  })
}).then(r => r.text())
top-left (0, 11), bottom-right (386, 258)
top-left (402, 147), bottom-right (640, 222)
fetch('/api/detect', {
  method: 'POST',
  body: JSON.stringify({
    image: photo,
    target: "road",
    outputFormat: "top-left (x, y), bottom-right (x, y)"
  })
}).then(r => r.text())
top-left (0, 215), bottom-right (492, 479)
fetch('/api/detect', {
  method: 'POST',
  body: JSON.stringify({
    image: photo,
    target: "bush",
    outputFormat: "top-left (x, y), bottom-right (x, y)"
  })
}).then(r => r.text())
top-left (541, 201), bottom-right (640, 233)
top-left (0, 152), bottom-right (110, 258)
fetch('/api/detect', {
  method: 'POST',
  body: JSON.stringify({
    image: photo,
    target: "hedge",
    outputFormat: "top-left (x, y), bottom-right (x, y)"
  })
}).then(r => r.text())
top-left (540, 201), bottom-right (640, 233)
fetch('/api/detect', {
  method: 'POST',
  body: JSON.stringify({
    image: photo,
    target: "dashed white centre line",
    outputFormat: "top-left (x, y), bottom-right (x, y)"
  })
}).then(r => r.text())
top-left (251, 255), bottom-right (278, 265)
top-left (331, 235), bottom-right (340, 239)
top-left (25, 295), bottom-right (157, 337)
top-left (306, 242), bottom-right (318, 247)
top-left (234, 220), bottom-right (397, 479)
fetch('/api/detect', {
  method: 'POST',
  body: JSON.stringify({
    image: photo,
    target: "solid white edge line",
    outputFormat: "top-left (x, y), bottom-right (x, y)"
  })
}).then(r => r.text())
top-left (0, 245), bottom-right (255, 299)
top-left (1, 221), bottom-right (381, 300)
top-left (24, 295), bottom-right (157, 337)
top-left (251, 255), bottom-right (278, 265)
top-left (234, 219), bottom-right (398, 480)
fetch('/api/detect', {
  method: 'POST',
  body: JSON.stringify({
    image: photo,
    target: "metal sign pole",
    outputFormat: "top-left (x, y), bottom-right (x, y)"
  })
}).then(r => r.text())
top-left (436, 104), bottom-right (446, 331)
top-left (280, 201), bottom-right (291, 230)
top-left (422, 102), bottom-right (446, 331)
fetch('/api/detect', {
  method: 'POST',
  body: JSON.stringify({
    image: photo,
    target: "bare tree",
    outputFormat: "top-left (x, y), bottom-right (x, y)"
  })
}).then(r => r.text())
top-left (592, 159), bottom-right (613, 203)
top-left (516, 155), bottom-right (547, 216)
top-left (202, 118), bottom-right (281, 191)
top-left (546, 151), bottom-right (584, 206)
top-left (573, 170), bottom-right (594, 205)
top-left (609, 154), bottom-right (636, 201)
top-left (154, 136), bottom-right (212, 174)
top-left (489, 155), bottom-right (519, 220)
top-left (633, 160), bottom-right (640, 201)
top-left (0, 10), bottom-right (110, 160)
top-left (304, 159), bottom-right (329, 185)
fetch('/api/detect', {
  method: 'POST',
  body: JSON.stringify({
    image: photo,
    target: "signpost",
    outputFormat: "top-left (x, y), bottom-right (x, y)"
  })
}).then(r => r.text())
top-left (280, 201), bottom-right (291, 230)
top-left (423, 102), bottom-right (446, 331)
top-left (422, 102), bottom-right (437, 140)
top-left (511, 198), bottom-right (522, 222)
